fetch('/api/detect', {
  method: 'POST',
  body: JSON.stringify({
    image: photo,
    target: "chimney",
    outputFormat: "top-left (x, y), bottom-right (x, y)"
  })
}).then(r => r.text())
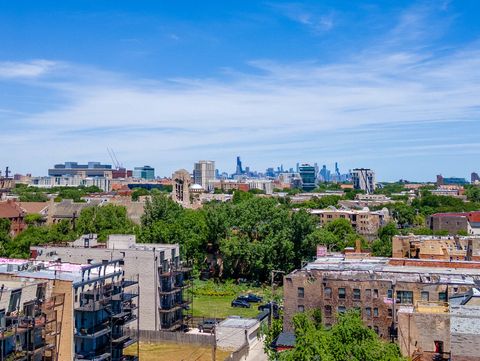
top-left (355, 239), bottom-right (362, 253)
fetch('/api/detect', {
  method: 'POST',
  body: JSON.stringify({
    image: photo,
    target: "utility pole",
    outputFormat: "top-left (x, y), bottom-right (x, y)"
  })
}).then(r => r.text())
top-left (270, 270), bottom-right (285, 327)
top-left (211, 325), bottom-right (216, 361)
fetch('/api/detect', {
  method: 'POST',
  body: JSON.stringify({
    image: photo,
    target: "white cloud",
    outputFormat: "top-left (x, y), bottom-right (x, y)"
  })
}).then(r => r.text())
top-left (2, 5), bottom-right (480, 180)
top-left (0, 60), bottom-right (59, 79)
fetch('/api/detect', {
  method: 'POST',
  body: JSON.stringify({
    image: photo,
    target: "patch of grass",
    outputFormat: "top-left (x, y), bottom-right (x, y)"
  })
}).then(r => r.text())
top-left (191, 280), bottom-right (283, 319)
top-left (125, 342), bottom-right (230, 361)
top-left (193, 295), bottom-right (260, 318)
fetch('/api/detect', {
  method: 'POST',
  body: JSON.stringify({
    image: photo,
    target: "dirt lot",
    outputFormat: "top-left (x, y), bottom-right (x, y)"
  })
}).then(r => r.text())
top-left (125, 342), bottom-right (230, 361)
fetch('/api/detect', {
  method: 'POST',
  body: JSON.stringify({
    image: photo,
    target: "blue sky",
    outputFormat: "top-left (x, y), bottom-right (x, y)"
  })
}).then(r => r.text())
top-left (1, 0), bottom-right (480, 181)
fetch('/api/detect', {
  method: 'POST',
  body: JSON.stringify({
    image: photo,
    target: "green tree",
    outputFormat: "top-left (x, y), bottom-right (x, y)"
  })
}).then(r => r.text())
top-left (279, 310), bottom-right (405, 361)
top-left (131, 187), bottom-right (149, 201)
top-left (371, 222), bottom-right (398, 257)
top-left (76, 204), bottom-right (136, 241)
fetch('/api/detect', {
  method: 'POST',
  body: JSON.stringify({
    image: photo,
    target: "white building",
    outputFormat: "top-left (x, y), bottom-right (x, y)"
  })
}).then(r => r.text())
top-left (193, 160), bottom-right (215, 191)
top-left (30, 175), bottom-right (112, 191)
top-left (216, 317), bottom-right (260, 350)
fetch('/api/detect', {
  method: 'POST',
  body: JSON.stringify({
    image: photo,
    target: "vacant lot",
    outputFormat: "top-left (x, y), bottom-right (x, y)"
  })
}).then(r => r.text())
top-left (191, 280), bottom-right (282, 319)
top-left (125, 342), bottom-right (230, 361)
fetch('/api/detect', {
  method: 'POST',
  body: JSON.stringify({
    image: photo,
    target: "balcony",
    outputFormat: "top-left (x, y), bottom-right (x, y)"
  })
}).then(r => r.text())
top-left (75, 325), bottom-right (111, 339)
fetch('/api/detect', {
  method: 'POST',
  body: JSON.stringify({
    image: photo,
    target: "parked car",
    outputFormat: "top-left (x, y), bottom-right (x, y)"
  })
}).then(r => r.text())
top-left (237, 293), bottom-right (263, 303)
top-left (258, 302), bottom-right (280, 319)
top-left (231, 299), bottom-right (251, 308)
top-left (198, 319), bottom-right (217, 333)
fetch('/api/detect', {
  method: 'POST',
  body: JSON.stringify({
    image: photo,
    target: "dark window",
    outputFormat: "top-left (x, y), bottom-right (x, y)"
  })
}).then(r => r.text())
top-left (421, 291), bottom-right (429, 301)
top-left (373, 289), bottom-right (379, 298)
top-left (298, 305), bottom-right (304, 312)
top-left (374, 326), bottom-right (379, 334)
top-left (388, 309), bottom-right (393, 317)
top-left (353, 289), bottom-right (361, 300)
top-left (325, 305), bottom-right (332, 317)
top-left (373, 308), bottom-right (379, 317)
top-left (8, 290), bottom-right (21, 313)
top-left (338, 306), bottom-right (346, 313)
top-left (438, 292), bottom-right (447, 302)
top-left (338, 288), bottom-right (346, 299)
top-left (298, 287), bottom-right (304, 298)
top-left (397, 291), bottom-right (414, 304)
top-left (365, 307), bottom-right (372, 317)
top-left (387, 289), bottom-right (393, 299)
top-left (324, 287), bottom-right (332, 299)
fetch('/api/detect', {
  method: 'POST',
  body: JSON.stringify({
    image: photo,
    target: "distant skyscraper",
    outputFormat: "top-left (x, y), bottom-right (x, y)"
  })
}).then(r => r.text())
top-left (335, 162), bottom-right (340, 178)
top-left (320, 165), bottom-right (331, 182)
top-left (351, 168), bottom-right (376, 194)
top-left (472, 172), bottom-right (480, 184)
top-left (299, 164), bottom-right (317, 191)
top-left (193, 160), bottom-right (215, 191)
top-left (236, 156), bottom-right (244, 175)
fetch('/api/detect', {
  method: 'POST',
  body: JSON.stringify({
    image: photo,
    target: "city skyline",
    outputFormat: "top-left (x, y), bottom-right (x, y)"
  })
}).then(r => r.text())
top-left (2, 1), bottom-right (480, 181)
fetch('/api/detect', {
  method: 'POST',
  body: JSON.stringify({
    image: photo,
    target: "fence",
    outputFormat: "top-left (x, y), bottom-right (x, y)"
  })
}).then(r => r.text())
top-left (127, 329), bottom-right (215, 346)
top-left (223, 342), bottom-right (250, 361)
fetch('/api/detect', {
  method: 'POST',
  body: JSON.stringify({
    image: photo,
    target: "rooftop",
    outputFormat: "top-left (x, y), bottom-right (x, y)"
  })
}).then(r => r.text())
top-left (219, 317), bottom-right (258, 329)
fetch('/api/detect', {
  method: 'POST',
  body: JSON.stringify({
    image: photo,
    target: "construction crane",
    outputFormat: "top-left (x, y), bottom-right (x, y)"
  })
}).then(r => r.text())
top-left (107, 147), bottom-right (123, 170)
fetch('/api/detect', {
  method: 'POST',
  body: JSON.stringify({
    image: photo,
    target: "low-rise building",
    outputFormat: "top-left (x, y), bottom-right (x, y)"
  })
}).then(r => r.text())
top-left (392, 234), bottom-right (480, 261)
top-left (283, 255), bottom-right (480, 342)
top-left (31, 234), bottom-right (191, 332)
top-left (308, 206), bottom-right (390, 237)
top-left (0, 200), bottom-right (26, 236)
top-left (427, 212), bottom-right (480, 235)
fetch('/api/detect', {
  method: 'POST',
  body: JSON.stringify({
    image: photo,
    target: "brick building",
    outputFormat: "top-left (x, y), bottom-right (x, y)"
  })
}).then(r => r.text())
top-left (0, 200), bottom-right (26, 236)
top-left (392, 235), bottom-right (480, 261)
top-left (427, 212), bottom-right (480, 235)
top-left (308, 206), bottom-right (390, 237)
top-left (283, 255), bottom-right (480, 342)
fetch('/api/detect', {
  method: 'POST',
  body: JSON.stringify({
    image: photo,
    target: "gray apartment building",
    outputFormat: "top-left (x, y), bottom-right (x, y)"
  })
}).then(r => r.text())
top-left (31, 234), bottom-right (191, 332)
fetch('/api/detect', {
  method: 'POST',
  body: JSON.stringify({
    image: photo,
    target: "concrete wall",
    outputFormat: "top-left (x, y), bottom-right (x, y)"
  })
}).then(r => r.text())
top-left (397, 308), bottom-right (450, 358)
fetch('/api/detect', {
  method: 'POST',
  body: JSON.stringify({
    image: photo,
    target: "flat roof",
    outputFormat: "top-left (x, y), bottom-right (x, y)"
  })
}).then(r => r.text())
top-left (219, 317), bottom-right (258, 329)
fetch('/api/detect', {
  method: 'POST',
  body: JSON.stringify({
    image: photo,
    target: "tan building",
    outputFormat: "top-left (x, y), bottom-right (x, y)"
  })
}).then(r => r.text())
top-left (308, 206), bottom-right (390, 237)
top-left (392, 235), bottom-right (480, 261)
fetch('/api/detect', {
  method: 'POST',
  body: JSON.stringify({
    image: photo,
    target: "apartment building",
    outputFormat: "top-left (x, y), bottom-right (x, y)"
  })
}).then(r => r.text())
top-left (308, 206), bottom-right (390, 237)
top-left (193, 160), bottom-right (215, 191)
top-left (283, 255), bottom-right (480, 342)
top-left (31, 234), bottom-right (191, 332)
top-left (0, 257), bottom-right (138, 361)
top-left (0, 200), bottom-right (26, 236)
top-left (351, 168), bottom-right (376, 194)
top-left (427, 212), bottom-right (480, 235)
top-left (0, 277), bottom-right (59, 360)
top-left (392, 234), bottom-right (480, 261)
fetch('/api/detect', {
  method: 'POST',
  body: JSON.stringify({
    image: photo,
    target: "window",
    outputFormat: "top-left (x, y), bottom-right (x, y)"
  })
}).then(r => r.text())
top-left (374, 326), bottom-right (379, 334)
top-left (438, 292), bottom-right (447, 302)
top-left (338, 288), bottom-right (346, 299)
top-left (421, 291), bottom-right (429, 301)
top-left (373, 308), bottom-right (379, 317)
top-left (388, 309), bottom-right (393, 317)
top-left (298, 305), bottom-right (304, 312)
top-left (365, 289), bottom-right (371, 298)
top-left (297, 287), bottom-right (304, 298)
top-left (338, 306), bottom-right (346, 314)
top-left (365, 307), bottom-right (372, 317)
top-left (325, 305), bottom-right (332, 317)
top-left (353, 289), bottom-right (361, 300)
top-left (373, 289), bottom-right (379, 298)
top-left (387, 289), bottom-right (393, 299)
top-left (324, 287), bottom-right (332, 299)
top-left (397, 291), bottom-right (414, 304)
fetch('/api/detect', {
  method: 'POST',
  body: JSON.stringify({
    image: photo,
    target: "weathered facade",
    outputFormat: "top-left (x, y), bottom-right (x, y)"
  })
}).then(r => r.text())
top-left (283, 256), bottom-right (480, 342)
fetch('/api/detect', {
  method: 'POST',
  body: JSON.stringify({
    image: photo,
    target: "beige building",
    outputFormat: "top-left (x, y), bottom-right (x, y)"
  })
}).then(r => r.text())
top-left (193, 160), bottom-right (215, 191)
top-left (308, 206), bottom-right (390, 237)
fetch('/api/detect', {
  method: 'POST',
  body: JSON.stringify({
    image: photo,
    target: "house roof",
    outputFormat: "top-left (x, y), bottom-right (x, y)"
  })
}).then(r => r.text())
top-left (274, 332), bottom-right (296, 348)
top-left (19, 202), bottom-right (49, 214)
top-left (0, 201), bottom-right (23, 218)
